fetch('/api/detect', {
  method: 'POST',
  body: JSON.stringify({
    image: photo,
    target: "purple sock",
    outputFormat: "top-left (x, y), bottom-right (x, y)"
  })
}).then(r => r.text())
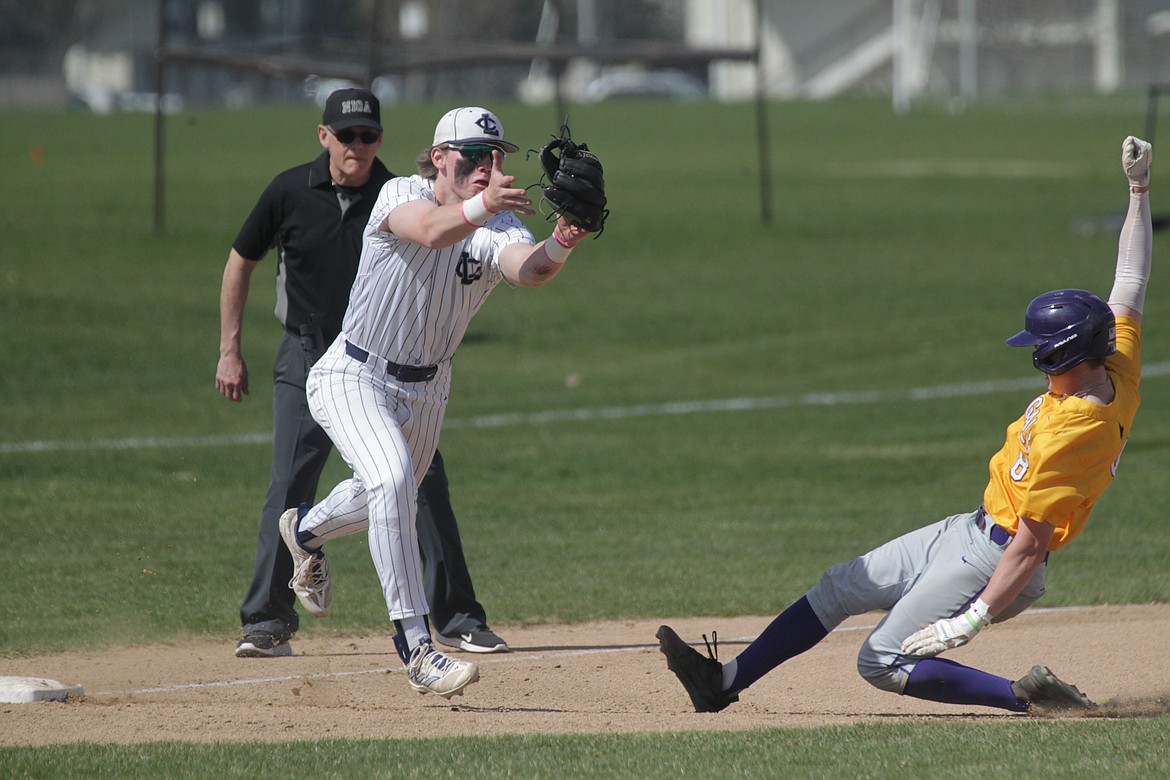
top-left (903, 657), bottom-right (1028, 712)
top-left (729, 596), bottom-right (830, 692)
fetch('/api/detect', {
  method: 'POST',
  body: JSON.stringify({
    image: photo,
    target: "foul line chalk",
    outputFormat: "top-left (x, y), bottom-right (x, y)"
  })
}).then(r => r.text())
top-left (5, 365), bottom-right (1168, 455)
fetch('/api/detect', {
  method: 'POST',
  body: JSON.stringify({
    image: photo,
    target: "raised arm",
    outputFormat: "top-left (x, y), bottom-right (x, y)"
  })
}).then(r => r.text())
top-left (1109, 136), bottom-right (1153, 321)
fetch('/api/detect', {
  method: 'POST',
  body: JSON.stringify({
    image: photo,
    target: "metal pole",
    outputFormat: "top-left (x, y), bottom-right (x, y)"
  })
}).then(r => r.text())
top-left (957, 0), bottom-right (976, 100)
top-left (1145, 85), bottom-right (1160, 146)
top-left (554, 66), bottom-right (566, 131)
top-left (892, 0), bottom-right (910, 115)
top-left (153, 0), bottom-right (167, 233)
top-left (366, 0), bottom-right (382, 86)
top-left (754, 0), bottom-right (772, 224)
top-left (1094, 0), bottom-right (1121, 94)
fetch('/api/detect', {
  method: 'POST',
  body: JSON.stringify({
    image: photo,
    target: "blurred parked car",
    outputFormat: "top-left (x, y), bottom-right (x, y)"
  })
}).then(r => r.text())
top-left (579, 68), bottom-right (706, 102)
top-left (304, 75), bottom-right (401, 107)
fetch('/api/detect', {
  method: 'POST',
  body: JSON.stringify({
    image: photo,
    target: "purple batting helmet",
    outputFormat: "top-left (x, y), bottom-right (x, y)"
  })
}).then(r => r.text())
top-left (1006, 289), bottom-right (1116, 375)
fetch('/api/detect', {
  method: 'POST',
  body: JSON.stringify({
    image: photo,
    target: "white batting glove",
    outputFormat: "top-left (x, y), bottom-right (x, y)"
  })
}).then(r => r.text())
top-left (900, 600), bottom-right (991, 658)
top-left (1124, 136), bottom-right (1152, 187)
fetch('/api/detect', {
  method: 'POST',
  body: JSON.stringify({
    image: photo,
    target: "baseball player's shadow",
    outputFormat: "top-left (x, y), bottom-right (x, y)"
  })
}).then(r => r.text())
top-left (511, 640), bottom-right (751, 653)
top-left (301, 639), bottom-right (754, 657)
top-left (304, 648), bottom-right (396, 658)
top-left (860, 712), bottom-right (1017, 720)
top-left (512, 643), bottom-right (674, 653)
top-left (439, 704), bottom-right (577, 714)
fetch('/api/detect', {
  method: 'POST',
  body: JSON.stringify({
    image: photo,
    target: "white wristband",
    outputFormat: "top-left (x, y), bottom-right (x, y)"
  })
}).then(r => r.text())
top-left (460, 192), bottom-right (494, 227)
top-left (542, 229), bottom-right (573, 264)
top-left (965, 598), bottom-right (992, 629)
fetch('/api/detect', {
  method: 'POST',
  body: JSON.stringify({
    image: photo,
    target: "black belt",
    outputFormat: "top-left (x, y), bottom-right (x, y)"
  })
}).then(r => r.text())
top-left (345, 340), bottom-right (438, 383)
top-left (976, 507), bottom-right (1013, 546)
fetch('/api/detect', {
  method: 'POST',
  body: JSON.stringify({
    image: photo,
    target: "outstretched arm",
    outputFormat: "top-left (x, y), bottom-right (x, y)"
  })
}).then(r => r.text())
top-left (1109, 136), bottom-right (1153, 321)
top-left (385, 151), bottom-right (532, 249)
top-left (499, 216), bottom-right (591, 288)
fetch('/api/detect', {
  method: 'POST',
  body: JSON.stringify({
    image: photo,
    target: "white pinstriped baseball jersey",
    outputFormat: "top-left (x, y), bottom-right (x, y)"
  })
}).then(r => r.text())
top-left (299, 172), bottom-right (537, 626)
top-left (343, 175), bottom-right (535, 367)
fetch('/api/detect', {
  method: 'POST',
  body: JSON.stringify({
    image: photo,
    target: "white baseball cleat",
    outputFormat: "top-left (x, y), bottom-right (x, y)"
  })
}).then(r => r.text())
top-left (405, 641), bottom-right (480, 698)
top-left (278, 506), bottom-right (332, 617)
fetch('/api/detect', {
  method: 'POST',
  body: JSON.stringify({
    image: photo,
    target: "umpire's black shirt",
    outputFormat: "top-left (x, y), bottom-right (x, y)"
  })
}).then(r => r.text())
top-left (233, 151), bottom-right (394, 345)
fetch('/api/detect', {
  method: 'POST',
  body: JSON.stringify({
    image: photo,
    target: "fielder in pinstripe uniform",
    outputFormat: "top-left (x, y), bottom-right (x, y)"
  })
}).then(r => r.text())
top-left (278, 107), bottom-right (593, 698)
top-left (220, 89), bottom-right (506, 660)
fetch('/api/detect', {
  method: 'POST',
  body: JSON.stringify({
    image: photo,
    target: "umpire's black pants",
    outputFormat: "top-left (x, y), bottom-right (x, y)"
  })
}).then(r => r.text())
top-left (239, 330), bottom-right (488, 640)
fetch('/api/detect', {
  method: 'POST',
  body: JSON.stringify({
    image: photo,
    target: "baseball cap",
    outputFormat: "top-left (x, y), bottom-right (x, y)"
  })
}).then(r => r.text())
top-left (322, 88), bottom-right (382, 132)
top-left (432, 106), bottom-right (518, 153)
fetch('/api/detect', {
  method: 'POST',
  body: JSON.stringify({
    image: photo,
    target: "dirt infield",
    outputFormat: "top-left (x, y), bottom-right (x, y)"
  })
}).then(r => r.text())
top-left (3, 604), bottom-right (1169, 746)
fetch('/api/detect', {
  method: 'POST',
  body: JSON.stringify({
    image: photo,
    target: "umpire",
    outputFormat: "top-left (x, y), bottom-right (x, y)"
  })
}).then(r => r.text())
top-left (216, 87), bottom-right (507, 657)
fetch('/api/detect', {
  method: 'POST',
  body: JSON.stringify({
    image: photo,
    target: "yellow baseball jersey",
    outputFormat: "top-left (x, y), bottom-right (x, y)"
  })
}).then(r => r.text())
top-left (983, 316), bottom-right (1141, 551)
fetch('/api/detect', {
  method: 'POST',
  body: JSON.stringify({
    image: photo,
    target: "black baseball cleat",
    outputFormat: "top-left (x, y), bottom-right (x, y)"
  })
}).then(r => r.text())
top-left (1012, 665), bottom-right (1097, 713)
top-left (656, 625), bottom-right (738, 713)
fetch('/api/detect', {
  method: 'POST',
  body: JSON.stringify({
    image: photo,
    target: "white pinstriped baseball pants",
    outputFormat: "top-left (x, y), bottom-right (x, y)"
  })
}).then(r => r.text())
top-left (302, 336), bottom-right (451, 621)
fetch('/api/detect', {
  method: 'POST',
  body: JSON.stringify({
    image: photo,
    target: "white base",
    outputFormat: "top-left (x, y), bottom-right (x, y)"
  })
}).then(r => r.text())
top-left (0, 676), bottom-right (84, 703)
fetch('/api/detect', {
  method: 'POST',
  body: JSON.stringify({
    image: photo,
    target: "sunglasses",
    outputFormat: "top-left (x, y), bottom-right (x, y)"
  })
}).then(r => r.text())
top-left (447, 144), bottom-right (499, 162)
top-left (332, 128), bottom-right (381, 145)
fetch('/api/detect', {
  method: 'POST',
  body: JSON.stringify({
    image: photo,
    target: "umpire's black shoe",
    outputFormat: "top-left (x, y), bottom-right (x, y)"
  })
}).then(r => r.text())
top-left (436, 625), bottom-right (509, 654)
top-left (1012, 665), bottom-right (1096, 712)
top-left (235, 631), bottom-right (293, 658)
top-left (656, 625), bottom-right (738, 713)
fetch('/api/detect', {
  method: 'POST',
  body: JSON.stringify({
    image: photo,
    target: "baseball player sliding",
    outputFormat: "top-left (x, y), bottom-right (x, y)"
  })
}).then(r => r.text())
top-left (277, 107), bottom-right (606, 698)
top-left (659, 136), bottom-right (1153, 714)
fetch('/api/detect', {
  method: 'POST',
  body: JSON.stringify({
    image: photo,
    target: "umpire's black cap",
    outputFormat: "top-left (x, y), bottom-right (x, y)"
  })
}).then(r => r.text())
top-left (322, 88), bottom-right (382, 132)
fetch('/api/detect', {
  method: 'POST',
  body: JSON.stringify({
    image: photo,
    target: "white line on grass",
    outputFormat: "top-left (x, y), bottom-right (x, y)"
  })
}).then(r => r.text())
top-left (839, 160), bottom-right (1084, 179)
top-left (6, 363), bottom-right (1169, 455)
top-left (92, 606), bottom-right (1084, 697)
top-left (0, 432), bottom-right (273, 454)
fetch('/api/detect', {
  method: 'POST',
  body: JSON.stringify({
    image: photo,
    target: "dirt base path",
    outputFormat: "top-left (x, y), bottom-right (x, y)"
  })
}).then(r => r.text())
top-left (4, 604), bottom-right (1169, 746)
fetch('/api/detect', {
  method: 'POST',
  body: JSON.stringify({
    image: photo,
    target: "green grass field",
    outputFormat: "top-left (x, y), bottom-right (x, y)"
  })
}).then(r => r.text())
top-left (2, 93), bottom-right (1168, 776)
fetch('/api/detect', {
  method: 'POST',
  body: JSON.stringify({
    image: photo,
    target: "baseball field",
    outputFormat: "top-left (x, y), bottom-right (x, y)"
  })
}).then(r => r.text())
top-left (2, 94), bottom-right (1169, 777)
